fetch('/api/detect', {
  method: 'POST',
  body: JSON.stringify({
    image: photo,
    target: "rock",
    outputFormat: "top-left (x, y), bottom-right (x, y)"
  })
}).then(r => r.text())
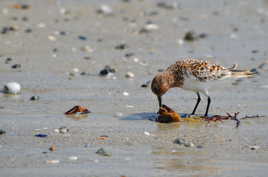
top-left (97, 5), bottom-right (113, 15)
top-left (250, 145), bottom-right (260, 150)
top-left (139, 23), bottom-right (159, 33)
top-left (4, 57), bottom-right (12, 64)
top-left (141, 80), bottom-right (151, 88)
top-left (123, 91), bottom-right (129, 96)
top-left (11, 64), bottom-right (21, 69)
top-left (125, 52), bottom-right (135, 58)
top-left (78, 35), bottom-right (87, 41)
top-left (173, 138), bottom-right (186, 145)
top-left (59, 126), bottom-right (69, 134)
top-left (99, 65), bottom-right (116, 76)
top-left (115, 43), bottom-right (128, 50)
top-left (80, 45), bottom-right (94, 53)
top-left (35, 134), bottom-right (48, 138)
top-left (184, 31), bottom-right (198, 42)
top-left (196, 145), bottom-right (203, 149)
top-left (0, 129), bottom-right (6, 135)
top-left (144, 131), bottom-right (150, 136)
top-left (49, 144), bottom-right (56, 152)
top-left (30, 96), bottom-right (40, 101)
top-left (3, 82), bottom-right (21, 94)
top-left (48, 35), bottom-right (56, 41)
top-left (24, 28), bottom-right (32, 33)
top-left (157, 2), bottom-right (175, 10)
top-left (96, 148), bottom-right (111, 156)
top-left (125, 72), bottom-right (135, 78)
top-left (184, 142), bottom-right (195, 147)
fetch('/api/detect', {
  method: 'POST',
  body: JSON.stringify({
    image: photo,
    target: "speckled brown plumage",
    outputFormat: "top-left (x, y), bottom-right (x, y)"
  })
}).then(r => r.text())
top-left (151, 57), bottom-right (255, 116)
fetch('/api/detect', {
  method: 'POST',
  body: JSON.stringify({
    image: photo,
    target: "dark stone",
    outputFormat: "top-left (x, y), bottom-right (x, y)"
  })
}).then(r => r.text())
top-left (21, 16), bottom-right (28, 21)
top-left (199, 33), bottom-right (208, 39)
top-left (141, 80), bottom-right (151, 88)
top-left (99, 65), bottom-right (116, 76)
top-left (25, 28), bottom-right (32, 33)
top-left (125, 52), bottom-right (135, 58)
top-left (30, 96), bottom-right (40, 101)
top-left (251, 50), bottom-right (259, 54)
top-left (78, 35), bottom-right (87, 41)
top-left (115, 43), bottom-right (128, 50)
top-left (173, 138), bottom-right (186, 145)
top-left (5, 57), bottom-right (12, 64)
top-left (96, 148), bottom-right (111, 156)
top-left (60, 31), bottom-right (66, 36)
top-left (184, 31), bottom-right (197, 42)
top-left (35, 134), bottom-right (48, 138)
top-left (11, 64), bottom-right (21, 69)
top-left (0, 129), bottom-right (6, 135)
top-left (157, 2), bottom-right (175, 10)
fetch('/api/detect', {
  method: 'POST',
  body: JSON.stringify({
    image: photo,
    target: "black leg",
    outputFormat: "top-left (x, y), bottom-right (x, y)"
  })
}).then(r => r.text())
top-left (157, 95), bottom-right (162, 108)
top-left (191, 92), bottom-right (201, 115)
top-left (204, 96), bottom-right (211, 117)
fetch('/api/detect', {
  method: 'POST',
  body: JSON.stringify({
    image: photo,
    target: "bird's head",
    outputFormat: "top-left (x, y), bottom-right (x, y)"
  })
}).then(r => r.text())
top-left (151, 72), bottom-right (172, 107)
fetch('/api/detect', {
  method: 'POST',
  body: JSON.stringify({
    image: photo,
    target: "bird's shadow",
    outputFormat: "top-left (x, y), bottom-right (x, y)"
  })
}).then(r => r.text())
top-left (121, 112), bottom-right (190, 121)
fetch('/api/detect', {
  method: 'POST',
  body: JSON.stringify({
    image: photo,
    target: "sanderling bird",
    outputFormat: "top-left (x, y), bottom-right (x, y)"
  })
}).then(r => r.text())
top-left (151, 57), bottom-right (255, 116)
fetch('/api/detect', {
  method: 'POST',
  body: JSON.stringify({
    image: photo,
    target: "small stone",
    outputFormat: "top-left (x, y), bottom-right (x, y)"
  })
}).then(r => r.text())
top-left (252, 50), bottom-right (259, 54)
top-left (177, 39), bottom-right (184, 45)
top-left (99, 65), bottom-right (116, 76)
top-left (140, 23), bottom-right (159, 33)
top-left (157, 2), bottom-right (175, 10)
top-left (48, 35), bottom-right (57, 41)
top-left (184, 142), bottom-right (195, 147)
top-left (4, 57), bottom-right (12, 64)
top-left (125, 72), bottom-right (135, 78)
top-left (78, 35), bottom-right (87, 41)
top-left (125, 52), bottom-right (135, 58)
top-left (30, 96), bottom-right (40, 101)
top-left (46, 160), bottom-right (60, 164)
top-left (49, 144), bottom-right (57, 152)
top-left (68, 156), bottom-right (78, 161)
top-left (37, 23), bottom-right (46, 28)
top-left (35, 134), bottom-right (48, 138)
top-left (96, 148), bottom-right (111, 156)
top-left (3, 82), bottom-right (21, 94)
top-left (173, 138), bottom-right (186, 145)
top-left (11, 64), bottom-right (21, 69)
top-left (24, 28), bottom-right (32, 33)
top-left (21, 16), bottom-right (28, 21)
top-left (0, 129), bottom-right (6, 135)
top-left (144, 131), bottom-right (150, 136)
top-left (59, 31), bottom-right (66, 36)
top-left (184, 31), bottom-right (197, 42)
top-left (80, 46), bottom-right (94, 53)
top-left (250, 145), bottom-right (260, 150)
top-left (115, 43), bottom-right (128, 50)
top-left (199, 33), bottom-right (208, 39)
top-left (196, 145), bottom-right (203, 149)
top-left (59, 126), bottom-right (69, 134)
top-left (141, 80), bottom-right (151, 88)
top-left (97, 5), bottom-right (113, 15)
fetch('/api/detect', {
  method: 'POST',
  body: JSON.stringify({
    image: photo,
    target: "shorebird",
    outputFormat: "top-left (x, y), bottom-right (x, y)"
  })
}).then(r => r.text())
top-left (151, 57), bottom-right (255, 117)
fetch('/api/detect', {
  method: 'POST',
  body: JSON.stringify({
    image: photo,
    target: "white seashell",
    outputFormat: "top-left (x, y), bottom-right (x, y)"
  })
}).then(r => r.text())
top-left (144, 24), bottom-right (159, 31)
top-left (68, 156), bottom-right (78, 161)
top-left (123, 91), bottom-right (129, 96)
top-left (125, 72), bottom-right (135, 78)
top-left (46, 159), bottom-right (60, 164)
top-left (144, 131), bottom-right (150, 136)
top-left (3, 82), bottom-right (21, 94)
top-left (98, 5), bottom-right (113, 15)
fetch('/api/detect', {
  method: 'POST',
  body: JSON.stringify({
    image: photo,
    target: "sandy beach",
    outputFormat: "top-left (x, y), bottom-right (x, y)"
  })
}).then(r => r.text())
top-left (1, 0), bottom-right (268, 176)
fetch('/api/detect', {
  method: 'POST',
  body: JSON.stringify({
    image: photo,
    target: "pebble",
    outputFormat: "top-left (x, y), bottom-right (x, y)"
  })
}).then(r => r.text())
top-left (46, 160), bottom-right (60, 164)
top-left (250, 145), bottom-right (260, 150)
top-left (173, 138), bottom-right (186, 145)
top-left (184, 142), bottom-right (195, 147)
top-left (37, 23), bottom-right (46, 28)
top-left (177, 39), bottom-right (184, 45)
top-left (24, 28), bottom-right (32, 33)
top-left (157, 2), bottom-right (176, 10)
top-left (49, 144), bottom-right (57, 152)
top-left (78, 35), bottom-right (87, 41)
top-left (141, 80), bottom-right (151, 88)
top-left (80, 45), bottom-right (94, 53)
top-left (144, 131), bottom-right (150, 136)
top-left (97, 5), bottom-right (113, 15)
top-left (184, 31), bottom-right (198, 42)
top-left (125, 72), bottom-right (135, 78)
top-left (96, 148), bottom-right (111, 156)
top-left (0, 129), bottom-right (6, 135)
top-left (35, 133), bottom-right (48, 138)
top-left (3, 82), bottom-right (21, 94)
top-left (11, 64), bottom-right (21, 69)
top-left (68, 156), bottom-right (78, 161)
top-left (140, 23), bottom-right (159, 33)
top-left (123, 91), bottom-right (129, 96)
top-left (48, 35), bottom-right (57, 41)
top-left (4, 57), bottom-right (12, 64)
top-left (30, 96), bottom-right (40, 101)
top-left (99, 65), bottom-right (116, 76)
top-left (115, 43), bottom-right (128, 50)
top-left (59, 126), bottom-right (69, 134)
top-left (125, 52), bottom-right (135, 58)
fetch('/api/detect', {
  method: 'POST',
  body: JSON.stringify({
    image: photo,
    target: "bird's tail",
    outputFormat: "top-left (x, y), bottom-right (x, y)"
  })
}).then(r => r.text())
top-left (230, 69), bottom-right (256, 78)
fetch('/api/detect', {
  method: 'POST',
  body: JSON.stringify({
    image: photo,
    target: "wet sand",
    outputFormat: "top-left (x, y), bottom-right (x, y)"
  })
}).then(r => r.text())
top-left (1, 0), bottom-right (268, 176)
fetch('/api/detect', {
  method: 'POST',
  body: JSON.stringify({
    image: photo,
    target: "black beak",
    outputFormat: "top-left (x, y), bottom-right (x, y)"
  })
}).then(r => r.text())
top-left (157, 95), bottom-right (162, 108)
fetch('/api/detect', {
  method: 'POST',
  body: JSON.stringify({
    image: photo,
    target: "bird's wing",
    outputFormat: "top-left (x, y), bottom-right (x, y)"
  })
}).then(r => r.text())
top-left (179, 59), bottom-right (232, 81)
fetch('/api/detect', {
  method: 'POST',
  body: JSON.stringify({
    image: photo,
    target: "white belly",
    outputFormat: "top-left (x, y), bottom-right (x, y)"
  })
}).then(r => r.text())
top-left (181, 77), bottom-right (209, 96)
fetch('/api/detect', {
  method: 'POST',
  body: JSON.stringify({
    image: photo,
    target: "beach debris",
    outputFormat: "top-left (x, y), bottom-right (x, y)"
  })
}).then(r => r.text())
top-left (115, 43), bottom-right (128, 50)
top-left (123, 91), bottom-right (129, 96)
top-left (157, 2), bottom-right (176, 10)
top-left (11, 64), bottom-right (21, 69)
top-left (69, 68), bottom-right (80, 76)
top-left (11, 4), bottom-right (31, 10)
top-left (125, 52), bottom-right (135, 58)
top-left (99, 65), bottom-right (116, 76)
top-left (30, 96), bottom-right (40, 101)
top-left (0, 129), bottom-right (6, 135)
top-left (144, 131), bottom-right (151, 136)
top-left (4, 57), bottom-right (12, 64)
top-left (68, 156), bottom-right (78, 161)
top-left (184, 142), bottom-right (195, 147)
top-left (65, 105), bottom-right (91, 115)
top-left (141, 80), bottom-right (151, 88)
top-left (240, 114), bottom-right (266, 119)
top-left (58, 126), bottom-right (69, 134)
top-left (249, 145), bottom-right (260, 150)
top-left (1, 26), bottom-right (17, 34)
top-left (3, 82), bottom-right (21, 94)
top-left (203, 112), bottom-right (240, 128)
top-left (139, 23), bottom-right (159, 33)
top-left (184, 31), bottom-right (199, 42)
top-left (96, 148), bottom-right (111, 157)
top-left (156, 105), bottom-right (181, 123)
top-left (78, 35), bottom-right (87, 41)
top-left (174, 138), bottom-right (195, 147)
top-left (125, 72), bottom-right (135, 78)
top-left (80, 45), bottom-right (94, 53)
top-left (49, 144), bottom-right (57, 152)
top-left (97, 135), bottom-right (109, 140)
top-left (35, 133), bottom-right (48, 138)
top-left (46, 159), bottom-right (60, 164)
top-left (97, 5), bottom-right (113, 15)
top-left (48, 35), bottom-right (57, 41)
